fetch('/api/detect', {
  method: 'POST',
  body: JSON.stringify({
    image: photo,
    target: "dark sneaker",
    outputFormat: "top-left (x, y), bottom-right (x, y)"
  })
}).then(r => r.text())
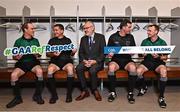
top-left (6, 97), bottom-right (23, 108)
top-left (137, 86), bottom-right (148, 96)
top-left (33, 95), bottom-right (45, 104)
top-left (158, 97), bottom-right (167, 108)
top-left (108, 92), bottom-right (116, 102)
top-left (66, 94), bottom-right (72, 103)
top-left (49, 96), bottom-right (59, 104)
top-left (127, 92), bottom-right (135, 104)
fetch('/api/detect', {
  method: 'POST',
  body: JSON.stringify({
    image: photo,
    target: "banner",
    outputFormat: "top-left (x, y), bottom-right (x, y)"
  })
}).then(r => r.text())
top-left (3, 43), bottom-right (74, 56)
top-left (104, 46), bottom-right (175, 54)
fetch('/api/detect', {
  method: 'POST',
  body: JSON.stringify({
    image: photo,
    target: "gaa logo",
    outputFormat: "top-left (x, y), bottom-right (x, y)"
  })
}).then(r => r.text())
top-left (108, 48), bottom-right (116, 53)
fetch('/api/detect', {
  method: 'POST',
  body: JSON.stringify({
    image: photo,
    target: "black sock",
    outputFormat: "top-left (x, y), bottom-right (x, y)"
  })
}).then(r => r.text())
top-left (138, 76), bottom-right (146, 89)
top-left (34, 77), bottom-right (44, 96)
top-left (67, 77), bottom-right (74, 96)
top-left (108, 75), bottom-right (116, 93)
top-left (48, 77), bottom-right (58, 98)
top-left (12, 81), bottom-right (21, 99)
top-left (159, 80), bottom-right (167, 97)
top-left (128, 75), bottom-right (137, 93)
top-left (159, 77), bottom-right (167, 97)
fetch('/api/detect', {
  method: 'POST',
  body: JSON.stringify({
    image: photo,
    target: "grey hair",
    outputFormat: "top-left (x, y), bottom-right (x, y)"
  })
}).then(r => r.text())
top-left (84, 21), bottom-right (95, 27)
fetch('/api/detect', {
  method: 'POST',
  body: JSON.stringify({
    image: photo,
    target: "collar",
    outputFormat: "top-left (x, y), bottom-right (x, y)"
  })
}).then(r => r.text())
top-left (116, 31), bottom-right (126, 38)
top-left (148, 36), bottom-right (160, 43)
top-left (22, 35), bottom-right (33, 41)
top-left (89, 33), bottom-right (95, 40)
top-left (56, 35), bottom-right (64, 39)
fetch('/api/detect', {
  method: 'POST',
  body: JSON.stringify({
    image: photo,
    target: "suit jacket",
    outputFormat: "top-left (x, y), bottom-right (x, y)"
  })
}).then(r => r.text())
top-left (78, 33), bottom-right (106, 65)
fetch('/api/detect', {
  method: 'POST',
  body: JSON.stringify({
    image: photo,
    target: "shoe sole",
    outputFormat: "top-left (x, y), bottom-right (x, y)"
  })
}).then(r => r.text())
top-left (33, 98), bottom-right (45, 104)
top-left (108, 100), bottom-right (114, 102)
top-left (129, 100), bottom-right (135, 104)
top-left (75, 94), bottom-right (90, 101)
top-left (6, 101), bottom-right (23, 108)
top-left (160, 105), bottom-right (166, 108)
top-left (66, 99), bottom-right (72, 103)
top-left (49, 98), bottom-right (58, 104)
top-left (137, 93), bottom-right (145, 96)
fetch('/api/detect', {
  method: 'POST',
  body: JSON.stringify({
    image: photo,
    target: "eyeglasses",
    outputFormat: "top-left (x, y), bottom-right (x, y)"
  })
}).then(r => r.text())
top-left (83, 26), bottom-right (93, 30)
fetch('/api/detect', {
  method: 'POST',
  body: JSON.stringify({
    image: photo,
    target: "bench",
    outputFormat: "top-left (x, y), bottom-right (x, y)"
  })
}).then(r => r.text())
top-left (0, 58), bottom-right (180, 90)
top-left (1, 66), bottom-right (180, 90)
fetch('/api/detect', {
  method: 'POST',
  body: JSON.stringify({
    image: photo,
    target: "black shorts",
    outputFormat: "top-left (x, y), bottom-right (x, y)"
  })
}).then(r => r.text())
top-left (15, 60), bottom-right (40, 73)
top-left (111, 58), bottom-right (134, 70)
top-left (50, 59), bottom-right (73, 69)
top-left (141, 60), bottom-right (165, 71)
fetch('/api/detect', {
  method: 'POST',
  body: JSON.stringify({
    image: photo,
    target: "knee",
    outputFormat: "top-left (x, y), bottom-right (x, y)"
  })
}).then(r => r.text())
top-left (108, 64), bottom-right (116, 72)
top-left (128, 64), bottom-right (136, 72)
top-left (35, 68), bottom-right (43, 77)
top-left (48, 66), bottom-right (55, 73)
top-left (11, 72), bottom-right (19, 81)
top-left (160, 68), bottom-right (167, 77)
top-left (66, 65), bottom-right (74, 74)
top-left (67, 64), bottom-right (74, 71)
top-left (137, 68), bottom-right (143, 76)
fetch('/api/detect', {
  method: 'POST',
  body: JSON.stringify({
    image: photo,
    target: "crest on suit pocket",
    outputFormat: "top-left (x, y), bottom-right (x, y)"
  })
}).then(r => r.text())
top-left (114, 41), bottom-right (120, 46)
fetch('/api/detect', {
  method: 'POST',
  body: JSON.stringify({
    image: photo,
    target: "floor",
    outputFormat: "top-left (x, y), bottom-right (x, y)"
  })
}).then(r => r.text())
top-left (0, 81), bottom-right (180, 111)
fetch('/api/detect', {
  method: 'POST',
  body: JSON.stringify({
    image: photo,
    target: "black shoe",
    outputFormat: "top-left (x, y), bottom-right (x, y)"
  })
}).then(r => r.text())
top-left (49, 96), bottom-right (58, 104)
top-left (127, 92), bottom-right (135, 104)
top-left (6, 97), bottom-right (23, 108)
top-left (108, 92), bottom-right (116, 102)
top-left (33, 95), bottom-right (44, 104)
top-left (66, 94), bottom-right (72, 103)
top-left (137, 86), bottom-right (148, 96)
top-left (158, 97), bottom-right (167, 108)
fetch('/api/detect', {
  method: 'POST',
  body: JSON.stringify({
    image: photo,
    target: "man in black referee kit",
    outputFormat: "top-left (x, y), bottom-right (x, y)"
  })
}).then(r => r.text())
top-left (107, 19), bottom-right (137, 104)
top-left (46, 24), bottom-right (77, 103)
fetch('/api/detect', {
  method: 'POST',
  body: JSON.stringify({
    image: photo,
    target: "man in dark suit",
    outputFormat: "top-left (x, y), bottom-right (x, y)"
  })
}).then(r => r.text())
top-left (75, 21), bottom-right (106, 101)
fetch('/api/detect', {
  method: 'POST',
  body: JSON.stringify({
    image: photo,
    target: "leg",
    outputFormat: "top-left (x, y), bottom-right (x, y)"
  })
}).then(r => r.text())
top-left (88, 64), bottom-right (101, 91)
top-left (76, 62), bottom-right (88, 91)
top-left (155, 65), bottom-right (167, 98)
top-left (125, 62), bottom-right (137, 93)
top-left (155, 65), bottom-right (167, 108)
top-left (75, 62), bottom-right (89, 101)
top-left (47, 63), bottom-right (60, 104)
top-left (6, 68), bottom-right (25, 108)
top-left (125, 62), bottom-right (137, 104)
top-left (107, 61), bottom-right (119, 102)
top-left (89, 64), bottom-right (102, 101)
top-left (63, 63), bottom-right (74, 103)
top-left (136, 64), bottom-right (148, 96)
top-left (31, 65), bottom-right (44, 104)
